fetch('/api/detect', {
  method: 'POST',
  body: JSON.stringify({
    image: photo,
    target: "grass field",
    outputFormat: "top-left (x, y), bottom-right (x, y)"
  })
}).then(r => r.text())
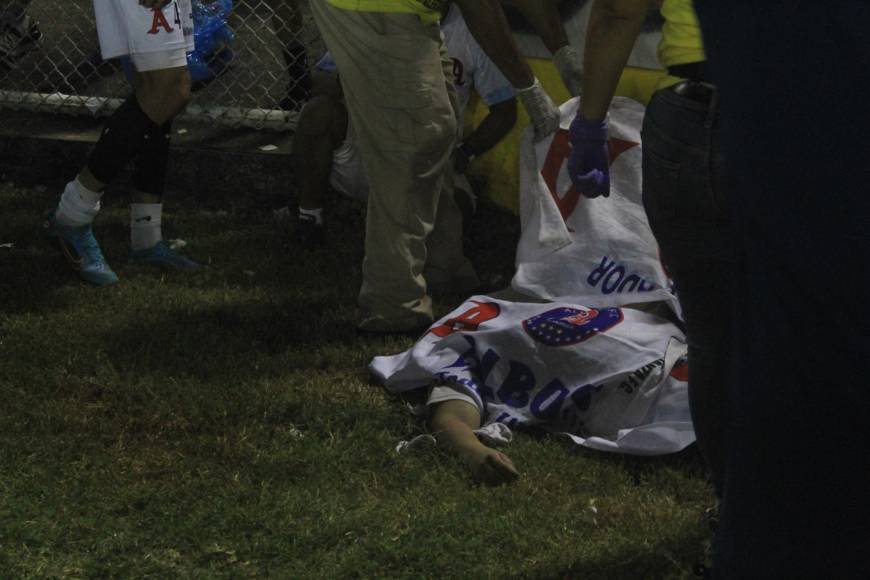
top-left (0, 179), bottom-right (713, 579)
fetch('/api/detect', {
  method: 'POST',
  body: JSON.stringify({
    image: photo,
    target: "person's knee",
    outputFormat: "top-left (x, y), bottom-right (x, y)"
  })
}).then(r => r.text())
top-left (175, 70), bottom-right (192, 108)
top-left (135, 67), bottom-right (192, 121)
top-left (164, 68), bottom-right (192, 114)
top-left (297, 95), bottom-right (345, 139)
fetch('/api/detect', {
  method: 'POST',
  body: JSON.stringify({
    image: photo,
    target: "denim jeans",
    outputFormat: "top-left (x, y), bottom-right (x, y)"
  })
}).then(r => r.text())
top-left (641, 83), bottom-right (730, 497)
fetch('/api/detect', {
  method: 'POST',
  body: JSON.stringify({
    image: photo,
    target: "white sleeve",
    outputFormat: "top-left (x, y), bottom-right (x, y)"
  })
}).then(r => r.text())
top-left (469, 36), bottom-right (517, 107)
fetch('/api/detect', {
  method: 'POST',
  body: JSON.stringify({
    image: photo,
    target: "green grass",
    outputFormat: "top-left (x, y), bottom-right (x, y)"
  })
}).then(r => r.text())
top-left (0, 180), bottom-right (712, 579)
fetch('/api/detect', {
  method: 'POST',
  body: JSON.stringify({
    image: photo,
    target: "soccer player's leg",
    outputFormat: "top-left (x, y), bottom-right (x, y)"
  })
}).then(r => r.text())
top-left (43, 92), bottom-right (154, 286)
top-left (269, 0), bottom-right (311, 111)
top-left (45, 0), bottom-right (193, 284)
top-left (126, 61), bottom-right (202, 271)
top-left (292, 93), bottom-right (351, 248)
top-left (130, 1), bottom-right (200, 270)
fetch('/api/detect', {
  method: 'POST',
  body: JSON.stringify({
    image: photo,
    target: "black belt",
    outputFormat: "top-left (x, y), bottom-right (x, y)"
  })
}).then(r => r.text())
top-left (668, 61), bottom-right (710, 84)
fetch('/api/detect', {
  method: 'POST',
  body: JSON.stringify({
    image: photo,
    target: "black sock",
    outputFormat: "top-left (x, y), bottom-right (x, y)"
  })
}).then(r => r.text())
top-left (132, 119), bottom-right (172, 196)
top-left (86, 96), bottom-right (158, 186)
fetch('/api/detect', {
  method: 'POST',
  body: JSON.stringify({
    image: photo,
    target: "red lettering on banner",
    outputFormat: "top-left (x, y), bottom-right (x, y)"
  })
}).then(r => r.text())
top-left (430, 301), bottom-right (500, 338)
top-left (540, 129), bottom-right (639, 223)
top-left (670, 359), bottom-right (689, 382)
top-left (148, 8), bottom-right (175, 35)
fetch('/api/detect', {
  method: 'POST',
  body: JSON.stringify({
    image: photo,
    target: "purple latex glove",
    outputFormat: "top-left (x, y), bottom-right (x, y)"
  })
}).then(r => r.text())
top-left (567, 113), bottom-right (610, 198)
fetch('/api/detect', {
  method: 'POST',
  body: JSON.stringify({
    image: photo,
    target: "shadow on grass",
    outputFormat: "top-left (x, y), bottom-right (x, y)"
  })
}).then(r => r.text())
top-left (97, 294), bottom-right (361, 383)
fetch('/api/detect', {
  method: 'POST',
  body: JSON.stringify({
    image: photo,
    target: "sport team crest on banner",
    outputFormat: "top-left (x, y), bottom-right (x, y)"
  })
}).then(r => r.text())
top-left (523, 306), bottom-right (623, 347)
top-left (512, 97), bottom-right (679, 314)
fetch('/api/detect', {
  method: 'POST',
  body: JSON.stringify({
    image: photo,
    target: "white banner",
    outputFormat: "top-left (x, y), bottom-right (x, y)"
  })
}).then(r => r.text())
top-left (512, 97), bottom-right (679, 313)
top-left (371, 297), bottom-right (694, 456)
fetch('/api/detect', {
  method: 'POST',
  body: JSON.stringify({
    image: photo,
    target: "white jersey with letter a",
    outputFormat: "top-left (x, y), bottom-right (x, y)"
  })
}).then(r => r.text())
top-left (94, 0), bottom-right (194, 60)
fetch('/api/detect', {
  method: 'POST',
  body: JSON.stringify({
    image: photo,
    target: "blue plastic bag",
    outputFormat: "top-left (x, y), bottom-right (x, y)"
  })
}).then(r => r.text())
top-left (187, 0), bottom-right (235, 82)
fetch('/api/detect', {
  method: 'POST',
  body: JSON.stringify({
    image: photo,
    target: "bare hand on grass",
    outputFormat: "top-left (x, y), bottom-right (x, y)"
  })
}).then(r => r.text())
top-left (469, 448), bottom-right (520, 486)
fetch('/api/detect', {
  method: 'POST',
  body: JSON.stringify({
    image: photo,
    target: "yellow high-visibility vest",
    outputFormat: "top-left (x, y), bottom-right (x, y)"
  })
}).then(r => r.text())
top-left (327, 0), bottom-right (445, 23)
top-left (656, 0), bottom-right (705, 89)
top-left (658, 0), bottom-right (705, 69)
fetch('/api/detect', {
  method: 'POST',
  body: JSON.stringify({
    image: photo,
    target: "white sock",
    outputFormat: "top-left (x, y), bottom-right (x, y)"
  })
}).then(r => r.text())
top-left (54, 178), bottom-right (102, 227)
top-left (130, 203), bottom-right (163, 251)
top-left (299, 207), bottom-right (324, 225)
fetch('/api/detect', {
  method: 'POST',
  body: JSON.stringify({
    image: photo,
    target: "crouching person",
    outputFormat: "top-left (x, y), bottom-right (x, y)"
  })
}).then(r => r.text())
top-left (292, 3), bottom-right (518, 249)
top-left (44, 0), bottom-right (201, 286)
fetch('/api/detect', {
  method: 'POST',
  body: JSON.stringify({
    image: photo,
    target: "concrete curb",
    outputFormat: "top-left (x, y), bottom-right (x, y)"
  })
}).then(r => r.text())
top-left (0, 109), bottom-right (296, 208)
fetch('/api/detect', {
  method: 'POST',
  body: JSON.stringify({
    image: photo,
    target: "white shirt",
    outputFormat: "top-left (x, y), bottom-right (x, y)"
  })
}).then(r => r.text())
top-left (440, 4), bottom-right (516, 118)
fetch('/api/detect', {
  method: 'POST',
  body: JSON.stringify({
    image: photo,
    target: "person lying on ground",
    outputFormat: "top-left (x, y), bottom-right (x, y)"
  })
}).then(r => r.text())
top-left (372, 297), bottom-right (692, 485)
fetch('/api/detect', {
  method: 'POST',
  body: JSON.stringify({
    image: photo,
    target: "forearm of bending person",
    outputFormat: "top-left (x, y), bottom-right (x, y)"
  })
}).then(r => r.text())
top-left (500, 0), bottom-right (569, 55)
top-left (580, 0), bottom-right (650, 120)
top-left (453, 0), bottom-right (535, 89)
top-left (462, 99), bottom-right (518, 158)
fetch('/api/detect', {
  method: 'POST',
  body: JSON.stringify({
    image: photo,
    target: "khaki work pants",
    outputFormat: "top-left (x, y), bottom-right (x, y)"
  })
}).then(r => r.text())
top-left (309, 0), bottom-right (478, 332)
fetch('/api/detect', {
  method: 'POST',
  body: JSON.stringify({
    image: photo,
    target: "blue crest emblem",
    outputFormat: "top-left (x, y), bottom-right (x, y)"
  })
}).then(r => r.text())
top-left (522, 307), bottom-right (624, 347)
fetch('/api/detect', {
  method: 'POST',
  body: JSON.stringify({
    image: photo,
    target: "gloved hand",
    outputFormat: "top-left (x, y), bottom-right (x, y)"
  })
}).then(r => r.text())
top-left (568, 112), bottom-right (610, 198)
top-left (553, 45), bottom-right (583, 97)
top-left (517, 78), bottom-right (560, 142)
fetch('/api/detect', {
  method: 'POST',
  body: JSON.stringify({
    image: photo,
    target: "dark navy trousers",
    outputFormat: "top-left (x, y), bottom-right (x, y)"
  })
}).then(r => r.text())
top-left (694, 2), bottom-right (870, 577)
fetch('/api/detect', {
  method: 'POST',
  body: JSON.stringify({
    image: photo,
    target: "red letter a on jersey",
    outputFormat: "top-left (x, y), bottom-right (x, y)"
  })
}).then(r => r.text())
top-left (148, 8), bottom-right (175, 35)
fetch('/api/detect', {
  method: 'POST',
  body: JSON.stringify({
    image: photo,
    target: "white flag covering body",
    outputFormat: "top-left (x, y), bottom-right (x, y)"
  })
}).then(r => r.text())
top-left (513, 97), bottom-right (678, 310)
top-left (370, 297), bottom-right (694, 455)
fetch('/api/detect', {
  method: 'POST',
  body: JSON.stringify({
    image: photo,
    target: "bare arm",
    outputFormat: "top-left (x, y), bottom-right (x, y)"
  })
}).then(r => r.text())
top-left (580, 0), bottom-right (651, 120)
top-left (429, 399), bottom-right (519, 485)
top-left (452, 0), bottom-right (535, 89)
top-left (457, 98), bottom-right (517, 172)
top-left (499, 0), bottom-right (569, 55)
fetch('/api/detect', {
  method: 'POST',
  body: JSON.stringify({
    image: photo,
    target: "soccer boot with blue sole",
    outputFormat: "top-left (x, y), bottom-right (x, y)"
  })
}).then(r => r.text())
top-left (129, 240), bottom-right (203, 271)
top-left (42, 212), bottom-right (119, 286)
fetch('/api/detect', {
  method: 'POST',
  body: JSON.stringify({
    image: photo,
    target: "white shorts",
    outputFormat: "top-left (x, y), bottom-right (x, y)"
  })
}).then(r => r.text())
top-left (329, 123), bottom-right (370, 201)
top-left (93, 0), bottom-right (194, 72)
top-left (427, 384), bottom-right (479, 412)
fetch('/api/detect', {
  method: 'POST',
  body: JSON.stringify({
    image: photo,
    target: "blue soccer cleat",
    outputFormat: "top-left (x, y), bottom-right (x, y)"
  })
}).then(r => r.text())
top-left (129, 240), bottom-right (202, 271)
top-left (43, 212), bottom-right (119, 286)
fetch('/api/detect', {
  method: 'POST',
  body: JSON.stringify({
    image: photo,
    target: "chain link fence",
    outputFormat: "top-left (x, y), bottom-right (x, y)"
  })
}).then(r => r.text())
top-left (0, 0), bottom-right (324, 130)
